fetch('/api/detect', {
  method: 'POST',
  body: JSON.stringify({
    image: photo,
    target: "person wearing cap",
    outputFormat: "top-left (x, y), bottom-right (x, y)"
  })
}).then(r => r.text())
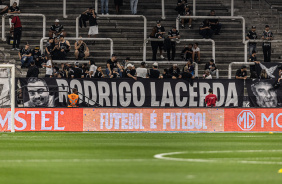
top-left (262, 25), bottom-right (273, 62)
top-left (123, 63), bottom-right (136, 80)
top-left (68, 88), bottom-right (79, 108)
top-left (235, 65), bottom-right (248, 79)
top-left (181, 5), bottom-right (192, 29)
top-left (136, 62), bottom-right (148, 78)
top-left (155, 20), bottom-right (166, 59)
top-left (169, 64), bottom-right (181, 79)
top-left (205, 89), bottom-right (218, 107)
top-left (106, 54), bottom-right (121, 77)
top-left (10, 13), bottom-right (22, 50)
top-left (75, 37), bottom-right (89, 60)
top-left (246, 26), bottom-right (258, 56)
top-left (204, 59), bottom-right (218, 78)
top-left (167, 26), bottom-right (180, 61)
top-left (18, 44), bottom-right (33, 68)
top-left (148, 62), bottom-right (161, 79)
top-left (49, 19), bottom-right (66, 38)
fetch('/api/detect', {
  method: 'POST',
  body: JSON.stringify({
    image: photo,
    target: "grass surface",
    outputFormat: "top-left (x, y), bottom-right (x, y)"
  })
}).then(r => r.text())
top-left (0, 132), bottom-right (282, 184)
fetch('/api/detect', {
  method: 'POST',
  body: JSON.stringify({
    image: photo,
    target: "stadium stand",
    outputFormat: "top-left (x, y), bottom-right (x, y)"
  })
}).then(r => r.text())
top-left (0, 0), bottom-right (282, 78)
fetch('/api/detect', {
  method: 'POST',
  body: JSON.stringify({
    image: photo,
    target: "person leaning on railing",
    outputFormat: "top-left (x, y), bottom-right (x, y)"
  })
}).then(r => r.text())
top-left (68, 88), bottom-right (79, 108)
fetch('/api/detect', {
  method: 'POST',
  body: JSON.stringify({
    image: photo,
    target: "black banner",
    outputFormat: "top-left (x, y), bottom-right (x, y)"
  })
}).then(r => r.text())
top-left (19, 78), bottom-right (244, 108)
top-left (246, 79), bottom-right (282, 107)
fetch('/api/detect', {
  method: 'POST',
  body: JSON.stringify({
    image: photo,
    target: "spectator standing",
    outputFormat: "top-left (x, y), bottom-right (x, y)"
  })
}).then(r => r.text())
top-left (106, 54), bottom-right (120, 77)
top-left (249, 51), bottom-right (261, 78)
top-left (155, 20), bottom-right (165, 59)
top-left (18, 44), bottom-right (33, 68)
top-left (246, 26), bottom-right (257, 56)
top-left (205, 89), bottom-right (217, 107)
top-left (10, 15), bottom-right (21, 50)
top-left (204, 59), bottom-right (217, 78)
top-left (49, 19), bottom-right (66, 38)
top-left (88, 8), bottom-right (98, 39)
top-left (114, 0), bottom-right (123, 14)
top-left (192, 43), bottom-right (200, 63)
top-left (167, 26), bottom-right (180, 61)
top-left (58, 36), bottom-right (71, 60)
top-left (94, 66), bottom-right (104, 78)
top-left (42, 56), bottom-right (53, 78)
top-left (74, 37), bottom-right (89, 60)
top-left (26, 61), bottom-right (39, 78)
top-left (181, 5), bottom-right (192, 29)
top-left (89, 59), bottom-right (97, 78)
top-left (130, 0), bottom-right (138, 15)
top-left (168, 64), bottom-right (181, 79)
top-left (0, 0), bottom-right (9, 14)
top-left (148, 62), bottom-right (160, 78)
top-left (45, 38), bottom-right (54, 56)
top-left (136, 62), bottom-right (148, 78)
top-left (199, 19), bottom-right (213, 39)
top-left (262, 25), bottom-right (273, 62)
top-left (235, 65), bottom-right (248, 79)
top-left (101, 0), bottom-right (109, 15)
top-left (181, 44), bottom-right (193, 61)
top-left (208, 10), bottom-right (221, 35)
top-left (8, 1), bottom-right (20, 14)
top-left (149, 26), bottom-right (158, 61)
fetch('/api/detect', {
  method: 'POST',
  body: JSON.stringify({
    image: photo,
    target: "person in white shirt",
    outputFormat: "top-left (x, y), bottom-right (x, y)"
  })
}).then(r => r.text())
top-left (42, 56), bottom-right (53, 78)
top-left (192, 42), bottom-right (201, 63)
top-left (88, 59), bottom-right (97, 78)
top-left (203, 70), bottom-right (212, 79)
top-left (136, 62), bottom-right (148, 78)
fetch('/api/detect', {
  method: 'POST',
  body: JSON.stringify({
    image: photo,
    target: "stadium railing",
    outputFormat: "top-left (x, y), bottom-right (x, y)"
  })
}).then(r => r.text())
top-left (1, 13), bottom-right (46, 42)
top-left (144, 38), bottom-right (216, 63)
top-left (40, 37), bottom-right (114, 58)
top-left (176, 16), bottom-right (246, 43)
top-left (190, 0), bottom-right (234, 16)
top-left (244, 40), bottom-right (282, 62)
top-left (228, 62), bottom-right (254, 79)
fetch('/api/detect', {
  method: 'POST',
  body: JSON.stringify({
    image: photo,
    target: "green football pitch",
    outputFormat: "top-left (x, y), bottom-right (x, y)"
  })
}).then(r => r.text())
top-left (0, 132), bottom-right (282, 184)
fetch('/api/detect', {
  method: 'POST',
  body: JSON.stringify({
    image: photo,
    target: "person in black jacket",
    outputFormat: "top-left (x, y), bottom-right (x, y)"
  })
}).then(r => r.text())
top-left (26, 61), bottom-right (39, 78)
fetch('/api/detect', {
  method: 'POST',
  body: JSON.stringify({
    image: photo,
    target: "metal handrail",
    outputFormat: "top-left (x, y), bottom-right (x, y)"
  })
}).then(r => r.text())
top-left (63, 0), bottom-right (67, 18)
top-left (244, 40), bottom-right (282, 62)
top-left (2, 13), bottom-right (46, 41)
top-left (228, 62), bottom-right (254, 79)
top-left (144, 38), bottom-right (216, 63)
top-left (176, 16), bottom-right (246, 43)
top-left (40, 37), bottom-right (114, 57)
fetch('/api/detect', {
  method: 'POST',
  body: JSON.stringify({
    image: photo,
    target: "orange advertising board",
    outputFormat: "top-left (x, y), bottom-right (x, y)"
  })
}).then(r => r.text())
top-left (225, 109), bottom-right (282, 131)
top-left (0, 108), bottom-right (83, 131)
top-left (83, 108), bottom-right (224, 132)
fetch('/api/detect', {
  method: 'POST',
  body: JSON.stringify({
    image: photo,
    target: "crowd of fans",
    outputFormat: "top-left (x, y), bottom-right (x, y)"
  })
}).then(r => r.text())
top-left (0, 0), bottom-right (277, 81)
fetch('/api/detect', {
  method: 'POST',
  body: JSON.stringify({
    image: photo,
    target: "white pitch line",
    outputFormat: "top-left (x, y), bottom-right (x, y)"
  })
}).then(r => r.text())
top-left (0, 159), bottom-right (156, 163)
top-left (154, 151), bottom-right (282, 165)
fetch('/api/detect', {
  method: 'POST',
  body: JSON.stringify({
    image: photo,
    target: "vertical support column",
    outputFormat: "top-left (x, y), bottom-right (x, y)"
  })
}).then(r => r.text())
top-left (211, 40), bottom-right (215, 63)
top-left (143, 16), bottom-right (147, 61)
top-left (244, 42), bottom-right (248, 62)
top-left (76, 16), bottom-right (80, 38)
top-left (95, 0), bottom-right (98, 14)
top-left (11, 64), bottom-right (16, 133)
top-left (193, 0), bottom-right (196, 16)
top-left (42, 15), bottom-right (46, 38)
top-left (2, 16), bottom-right (6, 41)
top-left (231, 0), bottom-right (234, 16)
top-left (63, 0), bottom-right (68, 18)
top-left (162, 0), bottom-right (166, 20)
top-left (110, 39), bottom-right (113, 57)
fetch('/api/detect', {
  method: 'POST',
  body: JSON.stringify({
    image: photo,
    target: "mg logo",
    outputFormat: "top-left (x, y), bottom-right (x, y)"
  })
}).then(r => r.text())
top-left (237, 110), bottom-right (256, 131)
